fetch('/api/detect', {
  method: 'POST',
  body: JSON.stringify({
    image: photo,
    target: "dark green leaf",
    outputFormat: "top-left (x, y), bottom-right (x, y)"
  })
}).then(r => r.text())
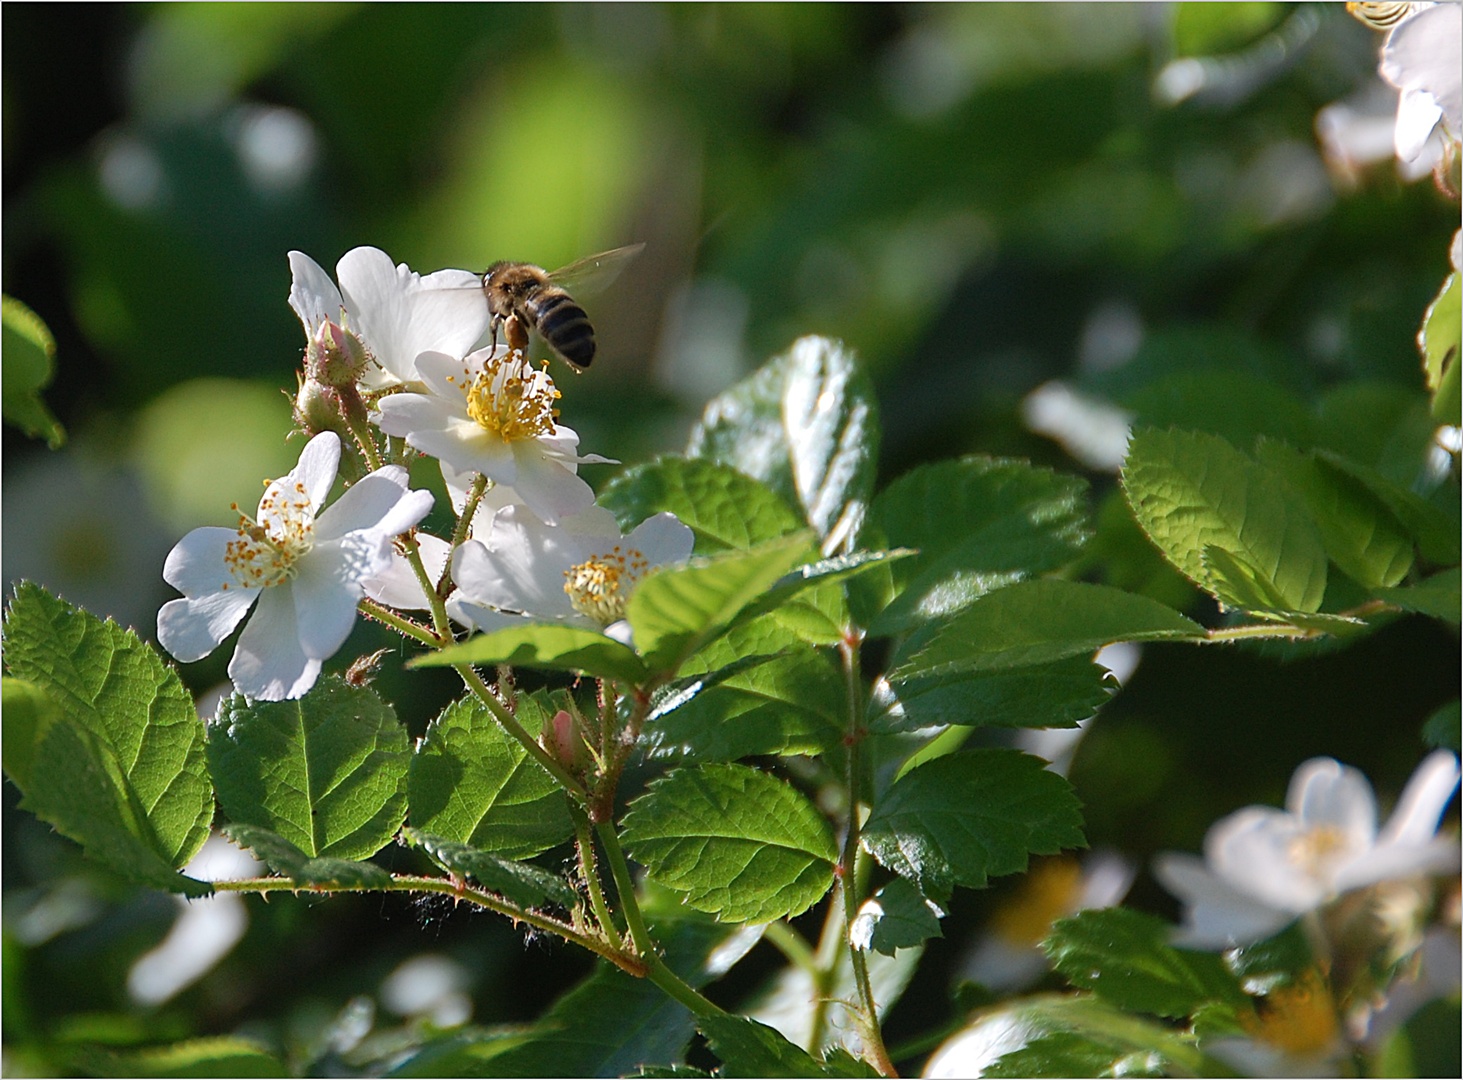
top-left (223, 823), bottom-right (392, 888)
top-left (1421, 272), bottom-right (1460, 425)
top-left (3, 583), bottom-right (212, 884)
top-left (849, 877), bottom-right (944, 955)
top-left (78, 1036), bottom-right (288, 1078)
top-left (697, 1015), bottom-right (877, 1078)
top-left (408, 695), bottom-right (573, 859)
top-left (1044, 907), bottom-right (1247, 1019)
top-left (1255, 442), bottom-right (1415, 589)
top-left (208, 677), bottom-right (409, 860)
top-left (628, 534), bottom-right (814, 676)
top-left (1375, 568), bottom-right (1461, 625)
top-left (415, 623), bottom-right (650, 685)
top-left (600, 456), bottom-right (802, 552)
top-left (688, 336), bottom-right (879, 542)
top-left (890, 580), bottom-right (1204, 681)
top-left (874, 655), bottom-right (1114, 734)
top-left (622, 763), bottom-right (837, 923)
top-left (861, 749), bottom-right (1085, 899)
top-left (1122, 428), bottom-right (1328, 612)
top-left (403, 829), bottom-right (578, 908)
top-left (856, 457), bottom-right (1090, 635)
top-left (1126, 369), bottom-right (1315, 452)
top-left (644, 644), bottom-right (844, 761)
top-left (1, 295), bottom-right (65, 447)
top-left (1422, 700), bottom-right (1460, 752)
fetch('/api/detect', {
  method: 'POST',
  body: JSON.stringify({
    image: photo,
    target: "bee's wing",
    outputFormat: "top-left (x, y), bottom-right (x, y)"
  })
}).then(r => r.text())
top-left (545, 243), bottom-right (646, 295)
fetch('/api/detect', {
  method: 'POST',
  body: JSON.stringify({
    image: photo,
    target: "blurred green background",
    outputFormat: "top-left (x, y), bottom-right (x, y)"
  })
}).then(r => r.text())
top-left (3, 3), bottom-right (1458, 1074)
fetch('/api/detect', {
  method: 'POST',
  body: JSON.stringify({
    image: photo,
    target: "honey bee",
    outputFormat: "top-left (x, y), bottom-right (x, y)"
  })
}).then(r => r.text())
top-left (481, 243), bottom-right (644, 372)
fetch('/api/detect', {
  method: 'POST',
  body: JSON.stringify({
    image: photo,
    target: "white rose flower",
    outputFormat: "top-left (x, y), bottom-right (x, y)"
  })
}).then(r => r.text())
top-left (157, 432), bottom-right (433, 701)
top-left (1378, 3), bottom-right (1462, 163)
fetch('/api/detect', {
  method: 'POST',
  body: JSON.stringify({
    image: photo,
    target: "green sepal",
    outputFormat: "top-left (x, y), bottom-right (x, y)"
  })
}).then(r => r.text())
top-left (402, 829), bottom-right (578, 908)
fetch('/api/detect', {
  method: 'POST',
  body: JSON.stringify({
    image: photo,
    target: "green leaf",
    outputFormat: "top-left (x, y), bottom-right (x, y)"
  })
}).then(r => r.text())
top-left (1422, 272), bottom-right (1460, 424)
top-left (874, 655), bottom-right (1114, 734)
top-left (600, 456), bottom-right (803, 552)
top-left (697, 1015), bottom-right (877, 1078)
top-left (944, 995), bottom-right (1219, 1079)
top-left (1125, 369), bottom-right (1315, 452)
top-left (1044, 907), bottom-right (1247, 1019)
top-left (222, 823), bottom-right (391, 888)
top-left (856, 457), bottom-right (1090, 635)
top-left (622, 763), bottom-right (837, 923)
top-left (739, 548), bottom-right (911, 645)
top-left (1, 676), bottom-right (64, 791)
top-left (1422, 700), bottom-right (1461, 752)
top-left (79, 1036), bottom-right (288, 1078)
top-left (861, 749), bottom-right (1085, 900)
top-left (1375, 568), bottom-right (1461, 625)
top-left (688, 336), bottom-right (879, 541)
top-left (628, 534), bottom-right (815, 676)
top-left (1, 295), bottom-right (66, 447)
top-left (1122, 428), bottom-right (1328, 612)
top-left (1314, 450), bottom-right (1460, 566)
top-left (644, 643), bottom-right (844, 761)
top-left (414, 623), bottom-right (650, 685)
top-left (208, 677), bottom-right (409, 861)
top-left (849, 877), bottom-right (944, 955)
top-left (403, 829), bottom-right (578, 908)
top-left (3, 583), bottom-right (212, 873)
top-left (408, 694), bottom-right (573, 859)
top-left (890, 580), bottom-right (1204, 680)
top-left (1254, 442), bottom-right (1414, 589)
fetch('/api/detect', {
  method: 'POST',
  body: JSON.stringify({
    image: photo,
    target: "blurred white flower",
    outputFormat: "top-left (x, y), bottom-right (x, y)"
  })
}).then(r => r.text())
top-left (1378, 3), bottom-right (1461, 164)
top-left (449, 504), bottom-right (693, 643)
top-left (288, 246), bottom-right (489, 390)
top-left (1155, 751), bottom-right (1460, 949)
top-left (373, 347), bottom-right (608, 525)
top-left (157, 432), bottom-right (433, 701)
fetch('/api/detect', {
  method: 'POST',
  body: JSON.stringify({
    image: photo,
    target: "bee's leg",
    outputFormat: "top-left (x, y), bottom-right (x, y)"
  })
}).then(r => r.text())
top-left (504, 313), bottom-right (530, 358)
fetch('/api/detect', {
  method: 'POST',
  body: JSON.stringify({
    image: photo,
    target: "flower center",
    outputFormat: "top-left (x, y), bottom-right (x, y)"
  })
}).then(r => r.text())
top-left (1287, 824), bottom-right (1352, 879)
top-left (563, 545), bottom-right (650, 625)
top-left (223, 479), bottom-right (316, 589)
top-left (1239, 970), bottom-right (1338, 1055)
top-left (990, 857), bottom-right (1084, 946)
top-left (459, 353), bottom-right (560, 442)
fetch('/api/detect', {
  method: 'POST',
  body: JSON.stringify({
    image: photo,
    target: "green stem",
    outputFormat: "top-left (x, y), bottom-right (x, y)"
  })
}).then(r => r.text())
top-left (574, 812), bottom-right (624, 951)
top-left (212, 874), bottom-right (645, 975)
top-left (457, 663), bottom-right (589, 805)
top-left (595, 821), bottom-right (654, 959)
top-left (763, 920), bottom-right (819, 975)
top-left (358, 597), bottom-right (440, 647)
top-left (398, 530), bottom-right (452, 639)
top-left (838, 634), bottom-right (897, 1078)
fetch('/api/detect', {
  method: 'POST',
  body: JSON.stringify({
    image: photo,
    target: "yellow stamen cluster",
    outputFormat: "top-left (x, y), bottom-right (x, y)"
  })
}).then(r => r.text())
top-left (222, 479), bottom-right (315, 589)
top-left (1287, 824), bottom-right (1352, 879)
top-left (1240, 969), bottom-right (1339, 1054)
top-left (457, 352), bottom-right (560, 442)
top-left (990, 857), bottom-right (1084, 947)
top-left (563, 544), bottom-right (651, 625)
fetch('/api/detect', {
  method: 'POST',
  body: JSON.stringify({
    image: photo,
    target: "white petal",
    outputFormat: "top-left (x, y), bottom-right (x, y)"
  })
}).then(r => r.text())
top-left (1377, 750), bottom-right (1461, 848)
top-left (336, 248), bottom-right (490, 383)
top-left (162, 527), bottom-right (240, 596)
top-left (287, 250), bottom-right (343, 334)
top-left (1207, 807), bottom-right (1328, 912)
top-left (1381, 4), bottom-right (1463, 151)
top-left (448, 598), bottom-right (533, 634)
top-left (1332, 836), bottom-right (1461, 893)
top-left (228, 586), bottom-right (320, 701)
top-left (1153, 852), bottom-right (1295, 949)
top-left (1394, 88), bottom-right (1446, 162)
top-left (415, 349), bottom-right (481, 400)
top-left (1288, 757), bottom-right (1377, 845)
top-left (452, 522), bottom-right (578, 619)
top-left (372, 390), bottom-right (462, 440)
top-left (626, 512), bottom-right (696, 567)
top-left (157, 590), bottom-right (257, 663)
top-left (291, 549), bottom-right (366, 659)
top-left (510, 443), bottom-right (597, 526)
top-left (364, 533), bottom-right (452, 610)
top-left (315, 466), bottom-right (430, 542)
top-left (414, 423), bottom-right (517, 483)
top-left (284, 431), bottom-right (342, 514)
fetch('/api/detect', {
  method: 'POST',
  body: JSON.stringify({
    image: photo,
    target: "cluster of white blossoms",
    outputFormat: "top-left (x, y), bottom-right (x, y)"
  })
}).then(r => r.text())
top-left (158, 247), bottom-right (692, 701)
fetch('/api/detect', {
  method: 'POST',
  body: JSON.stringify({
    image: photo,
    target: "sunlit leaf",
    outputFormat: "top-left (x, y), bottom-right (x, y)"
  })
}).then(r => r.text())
top-left (1374, 568), bottom-right (1461, 625)
top-left (208, 677), bottom-right (409, 861)
top-left (77, 1036), bottom-right (288, 1078)
top-left (622, 763), bottom-right (837, 923)
top-left (849, 877), bottom-right (944, 956)
top-left (600, 456), bottom-right (802, 552)
top-left (416, 623), bottom-right (650, 685)
top-left (1421, 272), bottom-right (1460, 424)
top-left (1, 295), bottom-right (65, 447)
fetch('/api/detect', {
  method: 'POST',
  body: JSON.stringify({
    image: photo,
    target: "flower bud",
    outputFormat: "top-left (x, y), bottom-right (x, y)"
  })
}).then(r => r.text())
top-left (305, 319), bottom-right (371, 388)
top-left (544, 709), bottom-right (588, 772)
top-left (292, 375), bottom-right (366, 482)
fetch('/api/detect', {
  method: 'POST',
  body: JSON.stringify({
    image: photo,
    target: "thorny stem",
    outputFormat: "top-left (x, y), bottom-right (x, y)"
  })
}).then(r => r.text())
top-left (212, 874), bottom-right (647, 977)
top-left (838, 631), bottom-right (897, 1078)
top-left (574, 812), bottom-right (624, 951)
top-left (358, 597), bottom-right (439, 647)
top-left (399, 530), bottom-right (453, 639)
